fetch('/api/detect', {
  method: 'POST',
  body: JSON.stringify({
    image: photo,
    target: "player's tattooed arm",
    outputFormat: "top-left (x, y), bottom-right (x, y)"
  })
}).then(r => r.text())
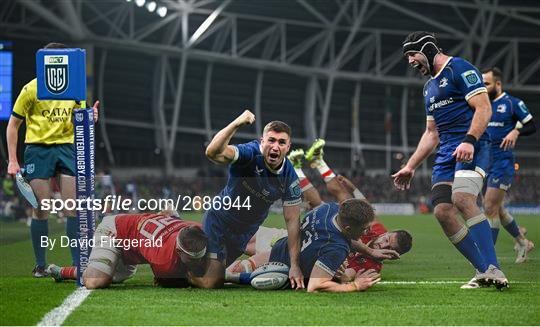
top-left (392, 120), bottom-right (438, 190)
top-left (205, 110), bottom-right (255, 164)
top-left (283, 204), bottom-right (305, 289)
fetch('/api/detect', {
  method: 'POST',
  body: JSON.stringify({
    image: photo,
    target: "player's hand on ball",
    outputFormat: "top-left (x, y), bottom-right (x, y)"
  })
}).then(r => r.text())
top-left (391, 166), bottom-right (415, 190)
top-left (500, 129), bottom-right (519, 151)
top-left (288, 264), bottom-right (305, 290)
top-left (235, 110), bottom-right (255, 127)
top-left (452, 142), bottom-right (474, 163)
top-left (353, 269), bottom-right (381, 291)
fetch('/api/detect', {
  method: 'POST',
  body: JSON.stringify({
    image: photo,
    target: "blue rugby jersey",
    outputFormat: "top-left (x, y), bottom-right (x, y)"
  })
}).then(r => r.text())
top-left (423, 57), bottom-right (488, 139)
top-left (270, 202), bottom-right (350, 277)
top-left (487, 92), bottom-right (533, 155)
top-left (210, 140), bottom-right (301, 230)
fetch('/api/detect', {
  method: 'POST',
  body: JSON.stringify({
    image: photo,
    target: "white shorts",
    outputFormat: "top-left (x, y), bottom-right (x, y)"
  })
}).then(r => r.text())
top-left (255, 226), bottom-right (288, 254)
top-left (86, 215), bottom-right (137, 282)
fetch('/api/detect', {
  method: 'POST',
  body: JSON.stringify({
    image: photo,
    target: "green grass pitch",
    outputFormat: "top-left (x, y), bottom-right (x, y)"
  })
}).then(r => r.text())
top-left (1, 213), bottom-right (539, 325)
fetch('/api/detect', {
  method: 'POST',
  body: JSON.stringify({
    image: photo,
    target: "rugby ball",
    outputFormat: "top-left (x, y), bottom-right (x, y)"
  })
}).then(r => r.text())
top-left (250, 262), bottom-right (290, 290)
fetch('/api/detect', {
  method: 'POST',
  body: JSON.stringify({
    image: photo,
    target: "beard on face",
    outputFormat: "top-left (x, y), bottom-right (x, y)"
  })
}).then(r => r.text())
top-left (487, 88), bottom-right (498, 101)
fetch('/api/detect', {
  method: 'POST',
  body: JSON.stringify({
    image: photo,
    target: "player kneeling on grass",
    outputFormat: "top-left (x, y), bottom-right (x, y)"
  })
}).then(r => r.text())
top-left (228, 199), bottom-right (381, 292)
top-left (47, 212), bottom-right (214, 289)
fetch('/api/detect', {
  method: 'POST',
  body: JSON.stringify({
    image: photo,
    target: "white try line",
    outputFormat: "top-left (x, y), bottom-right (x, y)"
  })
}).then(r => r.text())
top-left (37, 288), bottom-right (92, 326)
top-left (379, 280), bottom-right (538, 285)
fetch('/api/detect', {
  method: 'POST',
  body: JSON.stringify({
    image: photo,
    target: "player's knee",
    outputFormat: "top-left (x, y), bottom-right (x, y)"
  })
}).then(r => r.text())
top-left (483, 200), bottom-right (499, 218)
top-left (451, 192), bottom-right (475, 212)
top-left (83, 276), bottom-right (111, 289)
top-left (433, 203), bottom-right (454, 222)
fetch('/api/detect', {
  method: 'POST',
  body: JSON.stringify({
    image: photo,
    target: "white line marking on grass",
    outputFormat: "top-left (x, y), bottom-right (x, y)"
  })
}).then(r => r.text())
top-left (379, 281), bottom-right (538, 285)
top-left (37, 288), bottom-right (92, 326)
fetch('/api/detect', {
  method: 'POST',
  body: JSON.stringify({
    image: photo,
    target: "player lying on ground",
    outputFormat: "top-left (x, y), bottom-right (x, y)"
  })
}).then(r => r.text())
top-left (230, 139), bottom-right (412, 278)
top-left (393, 31), bottom-right (507, 289)
top-left (203, 111), bottom-right (304, 289)
top-left (228, 199), bottom-right (381, 292)
top-left (47, 212), bottom-right (215, 289)
top-left (481, 67), bottom-right (535, 264)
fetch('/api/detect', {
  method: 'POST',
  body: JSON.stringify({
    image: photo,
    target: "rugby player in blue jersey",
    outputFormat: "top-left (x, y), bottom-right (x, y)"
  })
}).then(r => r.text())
top-left (230, 199), bottom-right (381, 292)
top-left (392, 31), bottom-right (507, 289)
top-left (203, 110), bottom-right (304, 289)
top-left (482, 67), bottom-right (535, 264)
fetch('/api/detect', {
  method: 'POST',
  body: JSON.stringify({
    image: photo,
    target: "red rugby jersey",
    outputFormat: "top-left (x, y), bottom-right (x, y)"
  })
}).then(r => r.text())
top-left (114, 213), bottom-right (202, 279)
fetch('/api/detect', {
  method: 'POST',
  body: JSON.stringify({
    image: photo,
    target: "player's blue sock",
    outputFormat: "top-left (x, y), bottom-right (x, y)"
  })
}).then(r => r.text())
top-left (501, 213), bottom-right (521, 238)
top-left (66, 217), bottom-right (79, 266)
top-left (488, 217), bottom-right (500, 244)
top-left (449, 226), bottom-right (487, 272)
top-left (239, 272), bottom-right (252, 285)
top-left (467, 214), bottom-right (499, 268)
top-left (30, 219), bottom-right (48, 267)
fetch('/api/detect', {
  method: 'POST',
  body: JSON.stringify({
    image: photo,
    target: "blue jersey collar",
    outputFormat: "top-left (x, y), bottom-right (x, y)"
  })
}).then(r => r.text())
top-left (493, 92), bottom-right (506, 102)
top-left (431, 56), bottom-right (453, 80)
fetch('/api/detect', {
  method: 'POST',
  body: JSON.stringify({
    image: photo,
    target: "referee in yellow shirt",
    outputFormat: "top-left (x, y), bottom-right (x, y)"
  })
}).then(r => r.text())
top-left (6, 43), bottom-right (99, 277)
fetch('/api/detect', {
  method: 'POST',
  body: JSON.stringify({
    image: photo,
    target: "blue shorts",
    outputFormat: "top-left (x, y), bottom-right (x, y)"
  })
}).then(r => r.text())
top-left (432, 134), bottom-right (491, 186)
top-left (487, 151), bottom-right (514, 190)
top-left (202, 209), bottom-right (259, 265)
top-left (268, 237), bottom-right (289, 266)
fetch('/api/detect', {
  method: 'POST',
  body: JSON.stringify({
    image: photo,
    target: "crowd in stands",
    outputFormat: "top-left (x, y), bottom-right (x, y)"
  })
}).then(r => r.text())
top-left (1, 170), bottom-right (539, 222)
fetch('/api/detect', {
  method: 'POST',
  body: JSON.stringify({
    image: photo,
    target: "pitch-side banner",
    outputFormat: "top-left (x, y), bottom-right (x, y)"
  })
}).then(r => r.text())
top-left (74, 108), bottom-right (96, 286)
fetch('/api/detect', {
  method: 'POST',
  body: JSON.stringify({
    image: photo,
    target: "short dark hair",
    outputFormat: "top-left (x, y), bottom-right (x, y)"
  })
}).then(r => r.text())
top-left (481, 67), bottom-right (503, 83)
top-left (263, 121), bottom-right (292, 137)
top-left (177, 226), bottom-right (207, 254)
top-left (392, 229), bottom-right (413, 255)
top-left (338, 199), bottom-right (375, 227)
top-left (44, 42), bottom-right (69, 49)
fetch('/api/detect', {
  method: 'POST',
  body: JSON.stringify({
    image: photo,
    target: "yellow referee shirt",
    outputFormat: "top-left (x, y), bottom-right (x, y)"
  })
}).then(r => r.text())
top-left (12, 79), bottom-right (81, 144)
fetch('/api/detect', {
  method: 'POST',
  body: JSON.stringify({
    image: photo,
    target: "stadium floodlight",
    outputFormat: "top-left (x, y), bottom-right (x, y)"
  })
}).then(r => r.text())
top-left (146, 1), bottom-right (157, 12)
top-left (157, 6), bottom-right (167, 17)
top-left (126, 0), bottom-right (132, 2)
top-left (135, 0), bottom-right (145, 7)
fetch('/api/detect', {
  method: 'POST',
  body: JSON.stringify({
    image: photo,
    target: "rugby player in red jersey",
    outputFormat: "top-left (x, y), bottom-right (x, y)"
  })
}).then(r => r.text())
top-left (48, 212), bottom-right (213, 289)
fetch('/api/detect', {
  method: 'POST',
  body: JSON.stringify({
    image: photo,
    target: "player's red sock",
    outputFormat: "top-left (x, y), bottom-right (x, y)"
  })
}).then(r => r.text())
top-left (314, 159), bottom-right (335, 182)
top-left (61, 266), bottom-right (77, 280)
top-left (294, 168), bottom-right (314, 191)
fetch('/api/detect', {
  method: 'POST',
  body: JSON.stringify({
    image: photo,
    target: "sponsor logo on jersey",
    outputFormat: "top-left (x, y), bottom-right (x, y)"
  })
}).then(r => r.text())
top-left (497, 104), bottom-right (507, 113)
top-left (488, 121), bottom-right (504, 127)
top-left (428, 97), bottom-right (454, 112)
top-left (255, 166), bottom-right (264, 175)
top-left (439, 77), bottom-right (448, 88)
top-left (461, 70), bottom-right (481, 87)
top-left (423, 89), bottom-right (428, 97)
top-left (262, 189), bottom-right (270, 196)
top-left (44, 55), bottom-right (69, 94)
top-left (430, 96), bottom-right (435, 104)
top-left (289, 179), bottom-right (301, 198)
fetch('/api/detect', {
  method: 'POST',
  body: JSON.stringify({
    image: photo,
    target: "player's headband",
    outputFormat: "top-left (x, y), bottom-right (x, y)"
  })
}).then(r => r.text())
top-left (402, 33), bottom-right (440, 74)
top-left (176, 229), bottom-right (207, 259)
top-left (176, 241), bottom-right (207, 259)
